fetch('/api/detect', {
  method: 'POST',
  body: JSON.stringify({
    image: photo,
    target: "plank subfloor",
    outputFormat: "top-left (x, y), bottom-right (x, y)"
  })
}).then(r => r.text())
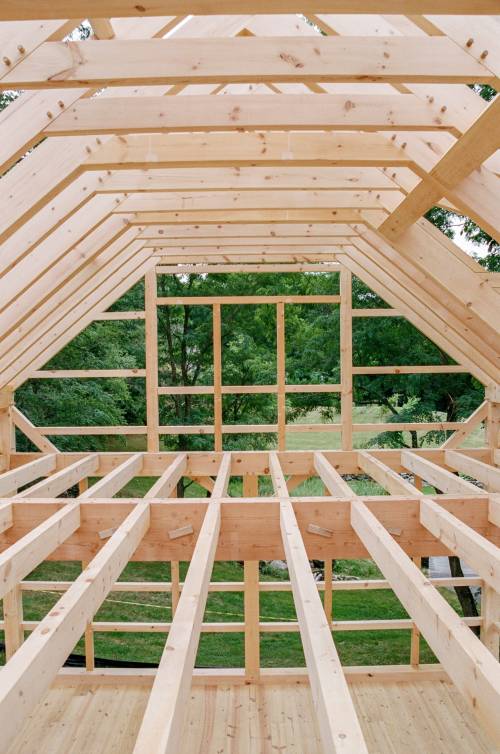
top-left (5, 679), bottom-right (499, 754)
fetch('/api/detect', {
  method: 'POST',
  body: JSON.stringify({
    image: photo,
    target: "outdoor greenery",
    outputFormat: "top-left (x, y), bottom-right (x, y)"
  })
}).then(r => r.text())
top-left (1, 81), bottom-right (497, 670)
top-left (0, 554), bottom-right (464, 669)
top-left (15, 269), bottom-right (487, 457)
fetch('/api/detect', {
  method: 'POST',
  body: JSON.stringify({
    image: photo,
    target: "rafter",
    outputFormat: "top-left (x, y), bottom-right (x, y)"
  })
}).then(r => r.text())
top-left (379, 95), bottom-right (500, 241)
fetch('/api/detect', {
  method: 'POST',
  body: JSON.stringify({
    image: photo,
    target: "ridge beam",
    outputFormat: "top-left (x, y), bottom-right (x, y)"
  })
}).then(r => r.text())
top-left (0, 501), bottom-right (150, 753)
top-left (15, 454), bottom-right (99, 498)
top-left (270, 451), bottom-right (368, 754)
top-left (79, 453), bottom-right (144, 499)
top-left (132, 452), bottom-right (231, 754)
top-left (401, 450), bottom-right (482, 496)
top-left (351, 497), bottom-right (500, 743)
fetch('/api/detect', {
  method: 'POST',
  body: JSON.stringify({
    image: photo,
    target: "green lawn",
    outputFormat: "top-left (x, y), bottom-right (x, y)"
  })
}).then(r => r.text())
top-left (1, 555), bottom-right (464, 669)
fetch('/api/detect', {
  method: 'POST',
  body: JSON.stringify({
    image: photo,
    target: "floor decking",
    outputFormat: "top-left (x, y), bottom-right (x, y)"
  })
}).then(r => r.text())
top-left (6, 679), bottom-right (499, 754)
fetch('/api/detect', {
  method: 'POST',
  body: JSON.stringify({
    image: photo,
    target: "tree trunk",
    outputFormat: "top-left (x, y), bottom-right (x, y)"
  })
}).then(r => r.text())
top-left (448, 555), bottom-right (479, 635)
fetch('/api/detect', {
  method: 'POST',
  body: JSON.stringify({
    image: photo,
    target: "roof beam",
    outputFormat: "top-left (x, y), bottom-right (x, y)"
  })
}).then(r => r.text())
top-left (45, 93), bottom-right (460, 135)
top-left (84, 132), bottom-right (410, 170)
top-left (150, 245), bottom-right (347, 257)
top-left (132, 453), bottom-right (230, 754)
top-left (0, 14), bottom-right (180, 176)
top-left (342, 229), bottom-right (500, 384)
top-left (116, 189), bottom-right (401, 213)
top-left (338, 245), bottom-right (498, 386)
top-left (351, 496), bottom-right (500, 744)
top-left (139, 224), bottom-right (357, 239)
top-left (132, 209), bottom-right (368, 225)
top-left (0, 196), bottom-right (127, 311)
top-left (96, 166), bottom-right (405, 192)
top-left (0, 501), bottom-right (150, 754)
top-left (1, 37), bottom-right (492, 89)
top-left (270, 451), bottom-right (369, 753)
top-left (155, 262), bottom-right (341, 274)
top-left (0, 233), bottom-right (146, 384)
top-left (1, 1), bottom-right (497, 19)
top-left (1, 249), bottom-right (155, 391)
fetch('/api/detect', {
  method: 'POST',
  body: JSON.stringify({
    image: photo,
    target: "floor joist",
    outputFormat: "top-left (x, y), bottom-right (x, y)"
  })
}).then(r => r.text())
top-left (271, 451), bottom-right (369, 753)
top-left (132, 453), bottom-right (231, 754)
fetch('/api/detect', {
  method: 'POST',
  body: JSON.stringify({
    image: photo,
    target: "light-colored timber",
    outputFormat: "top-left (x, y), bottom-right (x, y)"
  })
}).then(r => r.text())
top-left (0, 6), bottom-right (499, 754)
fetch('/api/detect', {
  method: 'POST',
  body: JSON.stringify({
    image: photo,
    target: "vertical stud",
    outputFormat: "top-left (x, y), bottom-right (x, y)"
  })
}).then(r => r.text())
top-left (410, 557), bottom-right (421, 665)
top-left (82, 560), bottom-right (95, 671)
top-left (340, 267), bottom-right (353, 451)
top-left (244, 560), bottom-right (260, 683)
top-left (481, 585), bottom-right (500, 658)
top-left (145, 269), bottom-right (159, 452)
top-left (171, 561), bottom-right (180, 616)
top-left (3, 585), bottom-right (24, 660)
top-left (276, 302), bottom-right (286, 451)
top-left (213, 303), bottom-right (223, 452)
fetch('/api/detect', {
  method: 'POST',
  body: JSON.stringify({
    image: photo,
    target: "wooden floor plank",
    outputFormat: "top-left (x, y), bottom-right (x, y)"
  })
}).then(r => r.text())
top-left (5, 679), bottom-right (500, 754)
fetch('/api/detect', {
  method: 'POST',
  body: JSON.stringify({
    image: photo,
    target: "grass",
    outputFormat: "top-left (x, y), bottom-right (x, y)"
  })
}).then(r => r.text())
top-left (0, 545), bottom-right (464, 669)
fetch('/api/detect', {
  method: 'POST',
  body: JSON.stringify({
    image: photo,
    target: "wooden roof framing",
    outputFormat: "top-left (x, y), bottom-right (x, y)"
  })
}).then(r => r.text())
top-left (0, 8), bottom-right (499, 396)
top-left (0, 7), bottom-right (499, 750)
